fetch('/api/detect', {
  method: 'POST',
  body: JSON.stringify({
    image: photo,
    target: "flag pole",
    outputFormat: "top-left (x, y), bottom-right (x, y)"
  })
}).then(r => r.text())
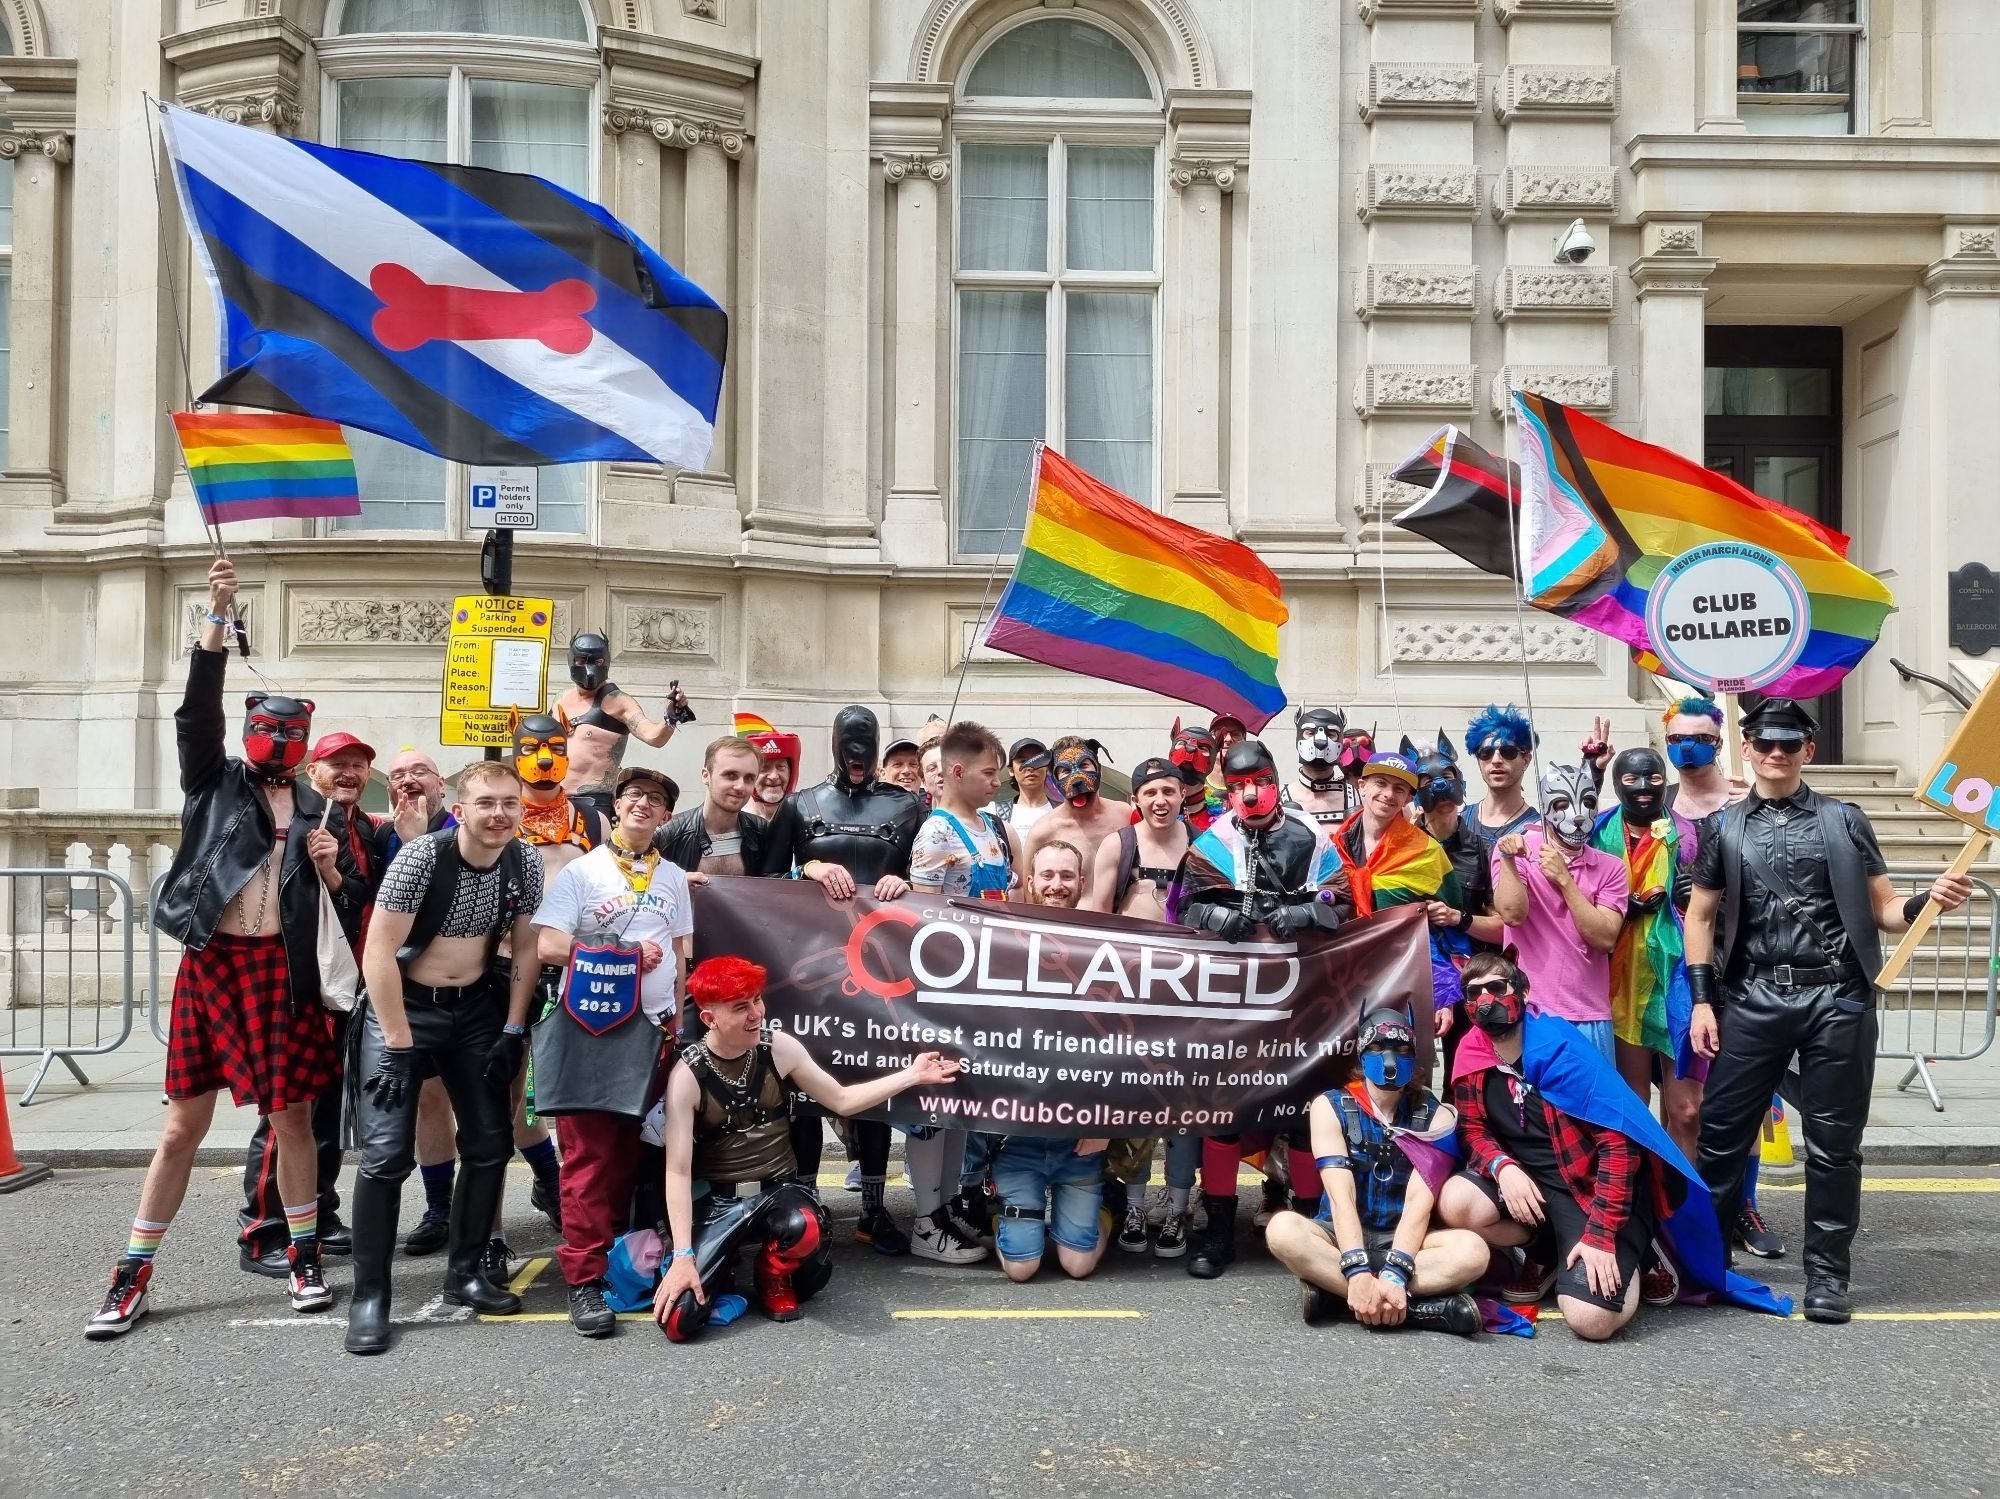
top-left (947, 438), bottom-right (1040, 727)
top-left (1500, 392), bottom-right (1545, 811)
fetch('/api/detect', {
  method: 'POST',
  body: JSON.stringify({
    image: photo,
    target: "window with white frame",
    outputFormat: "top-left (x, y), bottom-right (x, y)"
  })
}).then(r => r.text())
top-left (953, 16), bottom-right (1161, 556)
top-left (1738, 0), bottom-right (1865, 135)
top-left (320, 0), bottom-right (596, 534)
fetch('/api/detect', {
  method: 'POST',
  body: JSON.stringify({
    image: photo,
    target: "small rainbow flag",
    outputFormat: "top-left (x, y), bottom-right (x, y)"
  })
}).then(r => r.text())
top-left (1512, 393), bottom-right (1892, 698)
top-left (172, 411), bottom-right (362, 525)
top-left (734, 712), bottom-right (779, 737)
top-left (982, 447), bottom-right (1288, 730)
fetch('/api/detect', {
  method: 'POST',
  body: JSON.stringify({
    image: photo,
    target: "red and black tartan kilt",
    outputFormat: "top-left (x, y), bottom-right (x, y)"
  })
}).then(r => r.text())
top-left (165, 932), bottom-right (338, 1114)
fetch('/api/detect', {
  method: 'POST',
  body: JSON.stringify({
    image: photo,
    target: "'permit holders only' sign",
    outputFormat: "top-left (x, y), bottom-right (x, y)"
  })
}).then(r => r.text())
top-left (563, 943), bottom-right (643, 1036)
top-left (1643, 541), bottom-right (1810, 693)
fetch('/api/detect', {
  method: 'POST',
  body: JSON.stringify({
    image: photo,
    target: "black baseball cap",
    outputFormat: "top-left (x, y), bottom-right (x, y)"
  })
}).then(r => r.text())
top-left (1131, 756), bottom-right (1183, 792)
top-left (883, 738), bottom-right (922, 759)
top-left (1009, 737), bottom-right (1051, 769)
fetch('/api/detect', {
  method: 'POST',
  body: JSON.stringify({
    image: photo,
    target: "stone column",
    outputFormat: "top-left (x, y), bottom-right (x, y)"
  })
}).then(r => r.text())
top-left (1697, 0), bottom-right (1746, 133)
top-left (1628, 223), bottom-right (1717, 460)
top-left (0, 131), bottom-right (69, 485)
top-left (675, 122), bottom-right (744, 512)
top-left (1166, 160), bottom-right (1229, 534)
top-left (879, 153), bottom-right (948, 566)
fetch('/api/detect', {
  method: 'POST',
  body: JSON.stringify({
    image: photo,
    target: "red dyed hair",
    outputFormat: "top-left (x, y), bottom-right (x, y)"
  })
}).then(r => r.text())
top-left (686, 956), bottom-right (767, 1007)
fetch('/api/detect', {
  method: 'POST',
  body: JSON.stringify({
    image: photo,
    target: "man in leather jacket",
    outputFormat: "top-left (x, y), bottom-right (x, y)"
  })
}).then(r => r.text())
top-left (656, 734), bottom-right (770, 878)
top-left (89, 558), bottom-right (365, 1342)
top-left (757, 705), bottom-right (924, 1253)
top-left (1686, 697), bottom-right (1972, 1324)
top-left (1173, 738), bottom-right (1343, 1280)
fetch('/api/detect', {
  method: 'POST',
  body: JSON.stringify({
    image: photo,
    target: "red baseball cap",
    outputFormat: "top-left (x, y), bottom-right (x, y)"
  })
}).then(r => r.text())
top-left (309, 731), bottom-right (377, 764)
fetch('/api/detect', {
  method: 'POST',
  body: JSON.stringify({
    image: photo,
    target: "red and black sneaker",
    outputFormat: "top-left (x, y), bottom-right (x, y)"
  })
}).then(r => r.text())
top-left (288, 1241), bottom-right (334, 1313)
top-left (755, 1247), bottom-right (802, 1323)
top-left (85, 1257), bottom-right (152, 1341)
top-left (1734, 1203), bottom-right (1785, 1259)
top-left (1501, 1254), bottom-right (1557, 1305)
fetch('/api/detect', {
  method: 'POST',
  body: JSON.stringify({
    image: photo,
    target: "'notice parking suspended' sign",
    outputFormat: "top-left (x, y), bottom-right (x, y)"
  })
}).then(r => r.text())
top-left (440, 595), bottom-right (554, 748)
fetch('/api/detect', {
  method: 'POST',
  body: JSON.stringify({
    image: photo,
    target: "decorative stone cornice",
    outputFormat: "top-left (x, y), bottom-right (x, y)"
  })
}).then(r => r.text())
top-left (1495, 65), bottom-right (1620, 122)
top-left (1494, 265), bottom-right (1615, 320)
top-left (1358, 0), bottom-right (1480, 19)
top-left (1494, 0), bottom-right (1618, 21)
top-left (1492, 365), bottom-right (1616, 416)
top-left (1357, 165), bottom-right (1482, 221)
top-left (189, 93), bottom-right (304, 131)
top-left (0, 55), bottom-right (77, 135)
top-left (1924, 261), bottom-right (2000, 302)
top-left (0, 129), bottom-right (70, 165)
top-left (601, 104), bottom-right (747, 156)
top-left (1360, 63), bottom-right (1482, 121)
top-left (164, 18), bottom-right (312, 135)
top-left (1354, 364), bottom-right (1479, 417)
top-left (1493, 166), bottom-right (1616, 220)
top-left (1629, 255), bottom-right (1719, 298)
top-left (1168, 158), bottom-right (1239, 192)
top-left (883, 152), bottom-right (950, 184)
top-left (1354, 263), bottom-right (1479, 320)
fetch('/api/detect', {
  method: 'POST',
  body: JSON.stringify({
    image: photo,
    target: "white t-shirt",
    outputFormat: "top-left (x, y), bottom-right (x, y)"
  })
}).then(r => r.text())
top-left (532, 844), bottom-right (695, 1022)
top-left (912, 808), bottom-right (1010, 897)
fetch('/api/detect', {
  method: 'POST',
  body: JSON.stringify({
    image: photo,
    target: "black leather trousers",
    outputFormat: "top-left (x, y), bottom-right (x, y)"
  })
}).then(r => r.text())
top-left (353, 995), bottom-right (513, 1184)
top-left (1697, 976), bottom-right (1876, 1285)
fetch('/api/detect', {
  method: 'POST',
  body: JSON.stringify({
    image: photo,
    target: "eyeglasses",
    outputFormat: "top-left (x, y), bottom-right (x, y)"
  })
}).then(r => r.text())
top-left (1474, 745), bottom-right (1524, 762)
top-left (1464, 978), bottom-right (1517, 999)
top-left (1749, 737), bottom-right (1804, 756)
top-left (1665, 733), bottom-right (1720, 747)
top-left (619, 788), bottom-right (670, 808)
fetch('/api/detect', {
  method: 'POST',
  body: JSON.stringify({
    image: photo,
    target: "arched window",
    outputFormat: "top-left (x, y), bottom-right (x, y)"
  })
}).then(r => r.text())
top-left (954, 14), bottom-right (1160, 555)
top-left (320, 0), bottom-right (596, 535)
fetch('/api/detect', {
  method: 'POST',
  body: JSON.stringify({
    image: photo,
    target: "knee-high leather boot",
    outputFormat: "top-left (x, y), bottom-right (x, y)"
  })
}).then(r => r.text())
top-left (441, 1159), bottom-right (522, 1314)
top-left (344, 1175), bottom-right (400, 1356)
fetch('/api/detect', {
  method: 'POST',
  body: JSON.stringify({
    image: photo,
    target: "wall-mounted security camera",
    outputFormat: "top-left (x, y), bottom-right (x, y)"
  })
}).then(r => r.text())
top-left (1552, 218), bottom-right (1597, 264)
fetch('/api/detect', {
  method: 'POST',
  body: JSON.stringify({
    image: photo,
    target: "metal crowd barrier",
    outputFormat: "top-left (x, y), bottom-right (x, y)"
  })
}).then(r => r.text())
top-left (146, 870), bottom-right (173, 1047)
top-left (0, 867), bottom-right (138, 1105)
top-left (1878, 868), bottom-right (1999, 1111)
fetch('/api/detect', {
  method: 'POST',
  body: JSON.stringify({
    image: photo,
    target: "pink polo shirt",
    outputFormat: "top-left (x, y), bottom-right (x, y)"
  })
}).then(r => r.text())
top-left (1490, 828), bottom-right (1629, 1024)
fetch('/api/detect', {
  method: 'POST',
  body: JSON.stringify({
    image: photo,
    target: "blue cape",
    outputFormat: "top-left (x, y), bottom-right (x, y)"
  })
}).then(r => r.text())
top-left (1520, 1014), bottom-right (1792, 1317)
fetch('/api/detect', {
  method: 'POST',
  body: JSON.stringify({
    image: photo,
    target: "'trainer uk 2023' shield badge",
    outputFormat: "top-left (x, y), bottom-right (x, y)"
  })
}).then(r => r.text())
top-left (563, 943), bottom-right (642, 1036)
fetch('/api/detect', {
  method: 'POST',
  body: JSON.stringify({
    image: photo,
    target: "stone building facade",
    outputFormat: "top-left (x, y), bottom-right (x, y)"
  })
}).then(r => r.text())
top-left (1, 0), bottom-right (1996, 817)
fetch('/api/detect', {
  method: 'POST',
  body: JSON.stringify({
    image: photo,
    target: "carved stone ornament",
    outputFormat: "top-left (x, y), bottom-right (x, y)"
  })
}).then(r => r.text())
top-left (1167, 158), bottom-right (1239, 192)
top-left (0, 129), bottom-right (72, 165)
top-left (884, 153), bottom-right (951, 184)
top-left (1354, 365), bottom-right (1478, 417)
top-left (1494, 265), bottom-right (1615, 320)
top-left (1356, 165), bottom-right (1481, 221)
top-left (601, 104), bottom-right (747, 157)
top-left (621, 604), bottom-right (714, 657)
top-left (1361, 63), bottom-right (1481, 120)
top-left (683, 0), bottom-right (721, 19)
top-left (1653, 224), bottom-right (1702, 254)
top-left (1493, 166), bottom-right (1616, 220)
top-left (1391, 617), bottom-right (1597, 665)
top-left (1495, 65), bottom-right (1620, 121)
top-left (1357, 464), bottom-right (1432, 524)
top-left (1494, 0), bottom-right (1619, 20)
top-left (190, 93), bottom-right (303, 131)
top-left (179, 593), bottom-right (256, 657)
top-left (1354, 263), bottom-right (1478, 320)
top-left (1492, 365), bottom-right (1616, 416)
top-left (1953, 228), bottom-right (1998, 258)
top-left (294, 595), bottom-right (454, 647)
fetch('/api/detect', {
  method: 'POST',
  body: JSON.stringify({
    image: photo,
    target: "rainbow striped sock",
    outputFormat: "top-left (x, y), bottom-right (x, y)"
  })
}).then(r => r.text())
top-left (284, 1201), bottom-right (318, 1247)
top-left (127, 1218), bottom-right (169, 1264)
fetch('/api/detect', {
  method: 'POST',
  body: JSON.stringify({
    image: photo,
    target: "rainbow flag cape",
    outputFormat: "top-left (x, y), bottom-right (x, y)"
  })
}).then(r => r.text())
top-left (1591, 811), bottom-right (1688, 1069)
top-left (1329, 813), bottom-right (1455, 919)
top-left (1512, 393), bottom-right (1892, 698)
top-left (173, 411), bottom-right (361, 524)
top-left (982, 447), bottom-right (1289, 731)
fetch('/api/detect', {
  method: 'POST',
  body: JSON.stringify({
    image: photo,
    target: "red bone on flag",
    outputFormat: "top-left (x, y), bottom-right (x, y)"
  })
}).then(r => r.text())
top-left (158, 101), bottom-right (726, 470)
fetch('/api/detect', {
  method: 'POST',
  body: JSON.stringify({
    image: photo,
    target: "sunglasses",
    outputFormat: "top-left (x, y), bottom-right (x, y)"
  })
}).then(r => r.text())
top-left (1464, 978), bottom-right (1517, 999)
top-left (1665, 733), bottom-right (1720, 746)
top-left (1749, 737), bottom-right (1804, 755)
top-left (1474, 744), bottom-right (1524, 762)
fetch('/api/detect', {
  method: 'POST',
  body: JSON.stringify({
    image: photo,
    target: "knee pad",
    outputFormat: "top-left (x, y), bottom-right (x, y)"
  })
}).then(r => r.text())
top-left (767, 1194), bottom-right (827, 1268)
top-left (662, 1289), bottom-right (712, 1344)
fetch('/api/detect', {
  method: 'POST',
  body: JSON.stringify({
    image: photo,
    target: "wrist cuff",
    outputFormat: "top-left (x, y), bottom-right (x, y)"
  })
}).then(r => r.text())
top-left (502, 1022), bottom-right (526, 1036)
top-left (671, 1247), bottom-right (695, 1259)
top-left (1339, 1247), bottom-right (1371, 1280)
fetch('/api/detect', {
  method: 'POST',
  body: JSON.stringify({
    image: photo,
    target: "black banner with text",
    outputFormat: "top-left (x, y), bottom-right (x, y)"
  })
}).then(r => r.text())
top-left (692, 880), bottom-right (1434, 1137)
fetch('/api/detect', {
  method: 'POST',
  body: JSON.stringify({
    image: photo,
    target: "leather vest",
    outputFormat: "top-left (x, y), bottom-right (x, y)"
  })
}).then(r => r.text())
top-left (776, 778), bottom-right (924, 884)
top-left (688, 1041), bottom-right (796, 1184)
top-left (1714, 788), bottom-right (1883, 988)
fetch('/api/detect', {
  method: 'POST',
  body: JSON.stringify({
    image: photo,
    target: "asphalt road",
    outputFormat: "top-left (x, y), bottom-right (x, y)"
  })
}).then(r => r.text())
top-left (4, 1166), bottom-right (1998, 1497)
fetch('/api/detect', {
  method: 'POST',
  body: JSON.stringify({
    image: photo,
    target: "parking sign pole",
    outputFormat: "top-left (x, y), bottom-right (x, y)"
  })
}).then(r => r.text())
top-left (477, 529), bottom-right (515, 761)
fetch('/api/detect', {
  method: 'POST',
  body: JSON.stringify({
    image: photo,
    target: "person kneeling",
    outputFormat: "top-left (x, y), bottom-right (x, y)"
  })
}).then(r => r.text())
top-left (992, 1136), bottom-right (1110, 1282)
top-left (652, 957), bottom-right (959, 1342)
top-left (1265, 1011), bottom-right (1485, 1335)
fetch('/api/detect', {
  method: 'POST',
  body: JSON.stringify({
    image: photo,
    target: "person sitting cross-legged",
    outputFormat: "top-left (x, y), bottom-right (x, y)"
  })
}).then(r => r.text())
top-left (1265, 1011), bottom-right (1485, 1335)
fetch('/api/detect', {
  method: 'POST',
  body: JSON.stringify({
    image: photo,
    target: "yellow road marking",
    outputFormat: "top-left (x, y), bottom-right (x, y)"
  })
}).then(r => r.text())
top-left (892, 1308), bottom-right (1143, 1320)
top-left (1841, 1310), bottom-right (2000, 1322)
top-left (1764, 1178), bottom-right (2000, 1194)
top-left (507, 1255), bottom-right (551, 1296)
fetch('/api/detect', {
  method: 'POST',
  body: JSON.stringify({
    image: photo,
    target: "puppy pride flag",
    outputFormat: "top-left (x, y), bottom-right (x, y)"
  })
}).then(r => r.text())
top-left (172, 411), bottom-right (362, 525)
top-left (982, 447), bottom-right (1289, 731)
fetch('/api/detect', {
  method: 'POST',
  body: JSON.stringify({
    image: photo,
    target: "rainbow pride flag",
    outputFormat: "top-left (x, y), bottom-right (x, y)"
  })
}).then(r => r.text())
top-left (982, 447), bottom-right (1288, 730)
top-left (1512, 393), bottom-right (1892, 698)
top-left (172, 411), bottom-right (361, 525)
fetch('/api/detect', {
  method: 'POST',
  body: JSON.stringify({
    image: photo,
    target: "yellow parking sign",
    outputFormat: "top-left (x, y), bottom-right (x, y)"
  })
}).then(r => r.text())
top-left (439, 594), bottom-right (554, 748)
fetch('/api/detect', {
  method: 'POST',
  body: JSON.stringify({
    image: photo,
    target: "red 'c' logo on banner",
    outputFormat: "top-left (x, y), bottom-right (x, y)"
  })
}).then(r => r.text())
top-left (842, 904), bottom-right (918, 1001)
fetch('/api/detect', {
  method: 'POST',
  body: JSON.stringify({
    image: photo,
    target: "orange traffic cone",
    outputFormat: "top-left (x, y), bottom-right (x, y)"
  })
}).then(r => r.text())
top-left (0, 1075), bottom-right (53, 1193)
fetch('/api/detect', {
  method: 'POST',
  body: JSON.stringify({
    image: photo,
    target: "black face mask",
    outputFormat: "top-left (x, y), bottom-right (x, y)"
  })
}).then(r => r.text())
top-left (1612, 747), bottom-right (1669, 827)
top-left (1472, 996), bottom-right (1524, 1036)
top-left (569, 632), bottom-right (610, 693)
top-left (832, 705), bottom-right (880, 787)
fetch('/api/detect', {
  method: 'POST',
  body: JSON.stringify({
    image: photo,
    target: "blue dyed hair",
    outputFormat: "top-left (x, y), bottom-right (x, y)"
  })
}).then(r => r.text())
top-left (1661, 694), bottom-right (1724, 727)
top-left (1465, 703), bottom-right (1536, 752)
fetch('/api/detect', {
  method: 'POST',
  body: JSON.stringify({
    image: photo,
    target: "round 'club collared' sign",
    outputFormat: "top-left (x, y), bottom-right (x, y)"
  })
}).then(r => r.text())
top-left (1644, 541), bottom-right (1811, 693)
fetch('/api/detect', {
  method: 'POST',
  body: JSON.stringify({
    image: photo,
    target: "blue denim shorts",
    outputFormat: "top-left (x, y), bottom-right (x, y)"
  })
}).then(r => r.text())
top-left (993, 1138), bottom-right (1106, 1262)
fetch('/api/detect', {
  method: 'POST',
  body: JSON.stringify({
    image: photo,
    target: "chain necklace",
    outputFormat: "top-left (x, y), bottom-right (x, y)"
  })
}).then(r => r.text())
top-left (704, 1045), bottom-right (755, 1087)
top-left (239, 838), bottom-right (280, 934)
